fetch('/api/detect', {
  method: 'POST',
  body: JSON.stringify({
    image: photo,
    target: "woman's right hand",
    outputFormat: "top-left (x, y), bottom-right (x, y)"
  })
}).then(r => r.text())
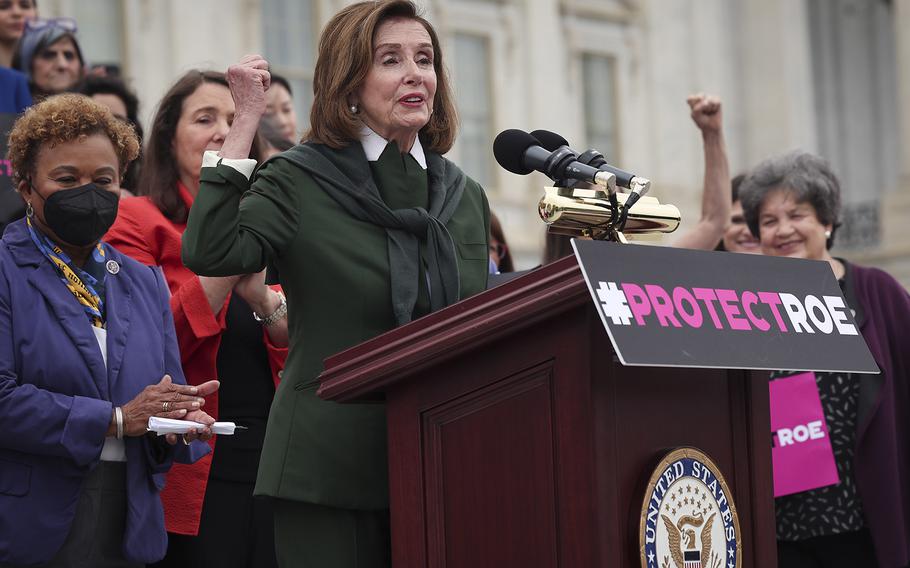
top-left (118, 375), bottom-right (219, 437)
top-left (226, 54), bottom-right (271, 120)
top-left (219, 55), bottom-right (271, 160)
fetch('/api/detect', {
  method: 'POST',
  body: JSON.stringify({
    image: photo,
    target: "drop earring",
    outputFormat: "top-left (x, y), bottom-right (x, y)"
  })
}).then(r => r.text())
top-left (25, 201), bottom-right (34, 218)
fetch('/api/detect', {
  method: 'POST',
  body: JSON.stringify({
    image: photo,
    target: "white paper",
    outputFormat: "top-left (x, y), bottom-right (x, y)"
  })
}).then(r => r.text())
top-left (147, 416), bottom-right (239, 436)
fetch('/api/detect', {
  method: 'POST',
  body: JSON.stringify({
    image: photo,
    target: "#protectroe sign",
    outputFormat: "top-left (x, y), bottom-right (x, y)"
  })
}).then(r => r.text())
top-left (572, 239), bottom-right (879, 373)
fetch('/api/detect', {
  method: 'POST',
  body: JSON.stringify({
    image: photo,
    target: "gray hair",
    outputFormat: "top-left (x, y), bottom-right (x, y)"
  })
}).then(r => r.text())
top-left (739, 150), bottom-right (841, 249)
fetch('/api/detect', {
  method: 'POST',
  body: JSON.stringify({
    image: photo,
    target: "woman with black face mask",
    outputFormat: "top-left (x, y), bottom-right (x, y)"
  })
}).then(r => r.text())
top-left (0, 93), bottom-right (221, 567)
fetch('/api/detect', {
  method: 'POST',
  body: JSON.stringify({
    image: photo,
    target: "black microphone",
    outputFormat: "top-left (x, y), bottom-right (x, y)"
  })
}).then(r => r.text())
top-left (529, 129), bottom-right (570, 153)
top-left (530, 129), bottom-right (640, 190)
top-left (529, 129), bottom-right (651, 208)
top-left (493, 129), bottom-right (617, 191)
top-left (527, 129), bottom-right (577, 188)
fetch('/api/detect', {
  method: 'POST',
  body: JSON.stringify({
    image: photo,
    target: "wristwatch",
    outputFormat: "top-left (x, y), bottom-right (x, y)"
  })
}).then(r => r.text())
top-left (252, 291), bottom-right (287, 326)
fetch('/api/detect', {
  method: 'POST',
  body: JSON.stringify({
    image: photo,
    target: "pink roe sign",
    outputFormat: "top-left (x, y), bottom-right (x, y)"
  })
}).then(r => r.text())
top-left (769, 372), bottom-right (839, 497)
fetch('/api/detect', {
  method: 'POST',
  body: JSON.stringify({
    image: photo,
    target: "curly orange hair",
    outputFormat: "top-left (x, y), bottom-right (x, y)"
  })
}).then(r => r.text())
top-left (7, 93), bottom-right (140, 186)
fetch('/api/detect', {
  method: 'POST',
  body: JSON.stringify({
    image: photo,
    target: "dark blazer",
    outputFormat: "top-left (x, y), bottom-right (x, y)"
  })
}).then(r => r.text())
top-left (0, 219), bottom-right (207, 565)
top-left (182, 146), bottom-right (490, 510)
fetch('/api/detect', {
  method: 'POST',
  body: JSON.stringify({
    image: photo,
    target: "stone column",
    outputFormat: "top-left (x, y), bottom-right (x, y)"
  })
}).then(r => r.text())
top-left (124, 0), bottom-right (260, 129)
top-left (739, 0), bottom-right (818, 163)
top-left (875, 0), bottom-right (910, 285)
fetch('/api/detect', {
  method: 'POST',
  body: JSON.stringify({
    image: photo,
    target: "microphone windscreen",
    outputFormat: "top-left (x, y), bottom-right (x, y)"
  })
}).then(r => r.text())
top-left (493, 129), bottom-right (540, 175)
top-left (530, 129), bottom-right (569, 152)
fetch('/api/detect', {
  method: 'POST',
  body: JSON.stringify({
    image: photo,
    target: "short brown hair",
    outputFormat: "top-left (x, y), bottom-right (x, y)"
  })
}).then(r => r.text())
top-left (305, 0), bottom-right (457, 153)
top-left (7, 93), bottom-right (139, 187)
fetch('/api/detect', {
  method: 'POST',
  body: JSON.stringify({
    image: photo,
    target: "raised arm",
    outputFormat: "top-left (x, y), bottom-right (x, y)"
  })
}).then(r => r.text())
top-left (220, 54), bottom-right (270, 160)
top-left (672, 94), bottom-right (732, 250)
top-left (182, 56), bottom-right (302, 277)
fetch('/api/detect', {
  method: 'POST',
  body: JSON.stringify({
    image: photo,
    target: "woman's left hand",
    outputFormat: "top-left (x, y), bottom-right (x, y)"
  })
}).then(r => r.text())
top-left (233, 269), bottom-right (290, 347)
top-left (234, 269), bottom-right (280, 317)
top-left (163, 409), bottom-right (216, 445)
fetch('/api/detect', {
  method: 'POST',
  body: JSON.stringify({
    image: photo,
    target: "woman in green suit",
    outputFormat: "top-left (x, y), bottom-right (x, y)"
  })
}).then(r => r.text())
top-left (181, 1), bottom-right (490, 566)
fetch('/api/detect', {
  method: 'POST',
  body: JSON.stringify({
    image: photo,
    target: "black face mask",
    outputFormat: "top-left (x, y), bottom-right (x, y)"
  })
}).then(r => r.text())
top-left (32, 183), bottom-right (119, 247)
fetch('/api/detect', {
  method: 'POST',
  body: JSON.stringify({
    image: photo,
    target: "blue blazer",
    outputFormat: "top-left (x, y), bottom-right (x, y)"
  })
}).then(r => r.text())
top-left (0, 67), bottom-right (32, 114)
top-left (0, 219), bottom-right (208, 565)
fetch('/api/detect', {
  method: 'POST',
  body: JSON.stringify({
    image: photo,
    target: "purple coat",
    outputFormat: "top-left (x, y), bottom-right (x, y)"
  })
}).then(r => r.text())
top-left (0, 219), bottom-right (208, 565)
top-left (844, 261), bottom-right (910, 568)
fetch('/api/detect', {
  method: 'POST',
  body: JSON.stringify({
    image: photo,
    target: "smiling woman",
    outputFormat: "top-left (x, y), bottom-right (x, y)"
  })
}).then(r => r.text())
top-left (739, 151), bottom-right (910, 568)
top-left (178, 1), bottom-right (490, 565)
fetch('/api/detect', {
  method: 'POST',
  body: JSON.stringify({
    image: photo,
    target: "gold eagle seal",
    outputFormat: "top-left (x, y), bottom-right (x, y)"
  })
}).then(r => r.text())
top-left (639, 448), bottom-right (741, 568)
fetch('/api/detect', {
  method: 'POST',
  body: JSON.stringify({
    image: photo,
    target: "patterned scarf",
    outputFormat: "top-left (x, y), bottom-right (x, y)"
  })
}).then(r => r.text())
top-left (27, 216), bottom-right (107, 328)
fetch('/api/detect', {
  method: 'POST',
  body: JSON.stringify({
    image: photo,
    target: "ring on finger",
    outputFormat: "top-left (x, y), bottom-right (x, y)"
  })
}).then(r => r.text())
top-left (162, 401), bottom-right (170, 412)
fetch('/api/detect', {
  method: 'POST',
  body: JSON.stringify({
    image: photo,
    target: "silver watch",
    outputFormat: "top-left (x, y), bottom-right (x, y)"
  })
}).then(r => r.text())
top-left (252, 291), bottom-right (287, 326)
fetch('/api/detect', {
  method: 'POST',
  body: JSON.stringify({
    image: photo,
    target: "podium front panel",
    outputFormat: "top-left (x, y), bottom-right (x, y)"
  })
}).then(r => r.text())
top-left (384, 302), bottom-right (775, 567)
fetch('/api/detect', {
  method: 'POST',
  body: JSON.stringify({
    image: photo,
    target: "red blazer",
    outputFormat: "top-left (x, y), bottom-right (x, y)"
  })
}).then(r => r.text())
top-left (106, 184), bottom-right (286, 535)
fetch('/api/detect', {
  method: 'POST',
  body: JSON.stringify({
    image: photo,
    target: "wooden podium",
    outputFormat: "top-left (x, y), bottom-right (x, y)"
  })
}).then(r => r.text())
top-left (318, 255), bottom-right (777, 567)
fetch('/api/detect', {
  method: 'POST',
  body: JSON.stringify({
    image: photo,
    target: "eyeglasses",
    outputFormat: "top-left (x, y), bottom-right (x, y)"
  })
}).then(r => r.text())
top-left (25, 17), bottom-right (78, 34)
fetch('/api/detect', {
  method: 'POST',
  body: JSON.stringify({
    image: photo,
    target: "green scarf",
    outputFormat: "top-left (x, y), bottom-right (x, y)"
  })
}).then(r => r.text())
top-left (269, 141), bottom-right (466, 325)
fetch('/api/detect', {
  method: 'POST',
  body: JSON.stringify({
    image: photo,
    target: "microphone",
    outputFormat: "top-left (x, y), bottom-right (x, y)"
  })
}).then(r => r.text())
top-left (530, 129), bottom-right (651, 208)
top-left (529, 129), bottom-right (649, 194)
top-left (529, 129), bottom-right (570, 154)
top-left (527, 130), bottom-right (576, 188)
top-left (493, 129), bottom-right (616, 192)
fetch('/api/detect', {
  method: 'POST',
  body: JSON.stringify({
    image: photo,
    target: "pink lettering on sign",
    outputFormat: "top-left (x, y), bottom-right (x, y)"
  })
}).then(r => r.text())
top-left (644, 284), bottom-right (681, 328)
top-left (769, 372), bottom-right (839, 497)
top-left (716, 289), bottom-right (751, 331)
top-left (621, 283), bottom-right (651, 326)
top-left (757, 292), bottom-right (788, 332)
top-left (607, 284), bottom-right (855, 336)
top-left (741, 291), bottom-right (770, 331)
top-left (692, 287), bottom-right (724, 329)
top-left (672, 286), bottom-right (703, 328)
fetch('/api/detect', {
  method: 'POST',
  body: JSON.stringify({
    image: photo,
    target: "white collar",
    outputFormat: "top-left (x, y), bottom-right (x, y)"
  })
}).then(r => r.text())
top-left (359, 126), bottom-right (427, 169)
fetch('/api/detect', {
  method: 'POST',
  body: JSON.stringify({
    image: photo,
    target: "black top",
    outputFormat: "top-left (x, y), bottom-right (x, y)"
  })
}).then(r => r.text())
top-left (775, 277), bottom-right (866, 540)
top-left (210, 295), bottom-right (275, 483)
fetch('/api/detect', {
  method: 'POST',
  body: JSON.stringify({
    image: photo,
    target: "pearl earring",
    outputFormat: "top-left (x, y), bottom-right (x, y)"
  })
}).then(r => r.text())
top-left (824, 230), bottom-right (832, 239)
top-left (349, 104), bottom-right (359, 114)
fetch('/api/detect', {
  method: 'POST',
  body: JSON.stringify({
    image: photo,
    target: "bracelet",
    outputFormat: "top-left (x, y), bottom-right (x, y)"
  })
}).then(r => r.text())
top-left (114, 406), bottom-right (124, 440)
top-left (252, 291), bottom-right (287, 327)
